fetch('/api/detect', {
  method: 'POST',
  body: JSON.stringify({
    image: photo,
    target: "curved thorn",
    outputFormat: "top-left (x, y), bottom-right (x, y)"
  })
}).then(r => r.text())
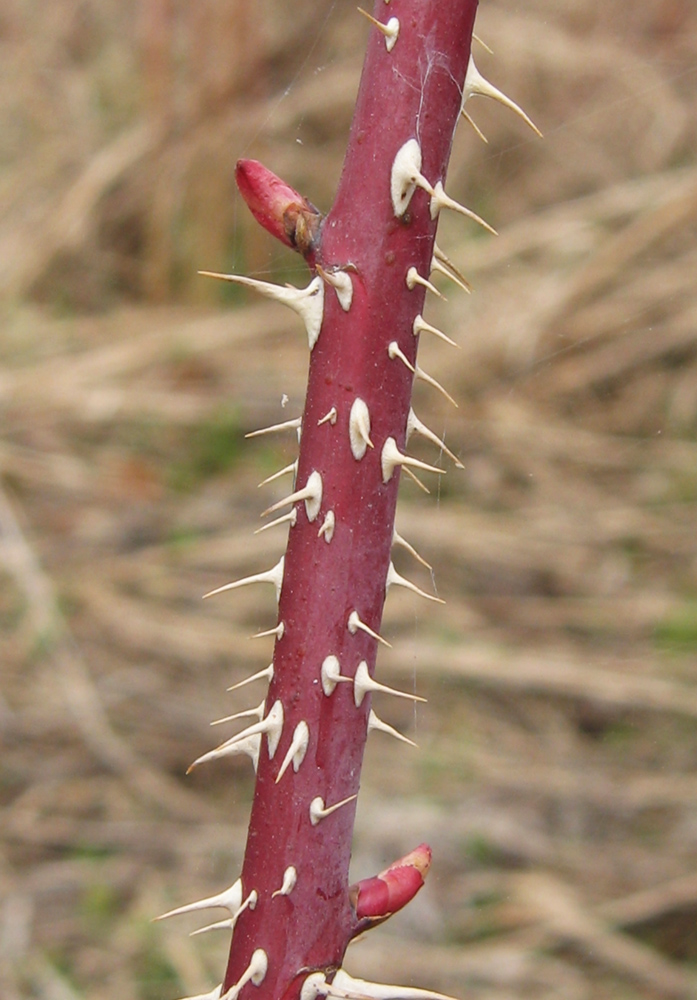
top-left (250, 621), bottom-right (284, 640)
top-left (433, 243), bottom-right (472, 287)
top-left (210, 700), bottom-right (265, 726)
top-left (464, 56), bottom-right (542, 137)
top-left (406, 266), bottom-right (446, 299)
top-left (386, 561), bottom-right (445, 604)
top-left (401, 466), bottom-right (431, 494)
top-left (429, 181), bottom-right (497, 234)
top-left (460, 107), bottom-right (489, 143)
top-left (349, 398), bottom-right (374, 460)
top-left (413, 313), bottom-right (459, 348)
top-left (258, 461), bottom-right (297, 488)
top-left (368, 710), bottom-right (417, 747)
top-left (381, 437), bottom-right (444, 483)
top-left (357, 8), bottom-right (400, 51)
top-left (353, 660), bottom-right (426, 707)
top-left (254, 508), bottom-right (297, 535)
top-left (261, 471), bottom-right (322, 522)
top-left (245, 417), bottom-right (301, 439)
top-left (275, 720), bottom-right (310, 783)
top-left (189, 889), bottom-right (257, 937)
top-left (316, 264), bottom-right (354, 311)
top-left (318, 406), bottom-right (338, 426)
top-left (318, 509), bottom-right (336, 543)
top-left (392, 528), bottom-right (432, 570)
top-left (348, 610), bottom-right (392, 648)
top-left (321, 654), bottom-right (353, 696)
top-left (154, 878), bottom-right (243, 922)
top-left (415, 365), bottom-right (459, 408)
top-left (227, 663), bottom-right (273, 692)
top-left (186, 733), bottom-right (261, 774)
top-left (309, 794), bottom-right (357, 826)
top-left (272, 866), bottom-right (298, 898)
top-left (430, 257), bottom-right (471, 296)
top-left (407, 408), bottom-right (464, 467)
top-left (203, 556), bottom-right (284, 601)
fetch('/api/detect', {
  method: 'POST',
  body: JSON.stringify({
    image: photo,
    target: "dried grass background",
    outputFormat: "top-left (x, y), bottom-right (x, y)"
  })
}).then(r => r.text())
top-left (2, 0), bottom-right (697, 998)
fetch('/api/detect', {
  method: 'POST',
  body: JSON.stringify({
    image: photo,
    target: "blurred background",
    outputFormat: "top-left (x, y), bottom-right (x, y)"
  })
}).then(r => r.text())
top-left (2, 0), bottom-right (697, 997)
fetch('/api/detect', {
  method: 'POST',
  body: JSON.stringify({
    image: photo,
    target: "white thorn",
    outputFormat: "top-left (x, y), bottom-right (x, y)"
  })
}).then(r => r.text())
top-left (222, 948), bottom-right (268, 1000)
top-left (320, 654), bottom-right (353, 696)
top-left (413, 313), bottom-right (458, 348)
top-left (174, 987), bottom-right (222, 1000)
top-left (211, 700), bottom-right (265, 726)
top-left (434, 243), bottom-right (471, 287)
top-left (367, 710), bottom-right (417, 747)
top-left (431, 257), bottom-right (471, 296)
top-left (199, 272), bottom-right (325, 349)
top-left (416, 364), bottom-right (459, 408)
top-left (227, 663), bottom-right (273, 692)
top-left (386, 562), bottom-right (445, 604)
top-left (348, 610), bottom-right (392, 648)
top-left (357, 8), bottom-right (399, 51)
top-left (381, 437), bottom-right (444, 484)
top-left (245, 417), bottom-right (301, 439)
top-left (154, 879), bottom-right (243, 922)
top-left (189, 890), bottom-right (257, 937)
top-left (406, 266), bottom-right (446, 299)
top-left (272, 866), bottom-right (298, 898)
top-left (401, 466), bottom-right (431, 494)
top-left (261, 471), bottom-right (322, 522)
top-left (389, 138), bottom-right (434, 217)
top-left (388, 340), bottom-right (415, 372)
top-left (464, 56), bottom-right (542, 137)
top-left (393, 528), bottom-right (432, 570)
top-left (275, 720), bottom-right (310, 783)
top-left (203, 556), bottom-right (285, 601)
top-left (309, 794), bottom-right (357, 826)
top-left (301, 973), bottom-right (331, 1000)
top-left (472, 33), bottom-right (494, 55)
top-left (318, 509), bottom-right (336, 543)
top-left (258, 461), bottom-right (297, 488)
top-left (318, 406), bottom-right (338, 426)
top-left (429, 180), bottom-right (497, 234)
top-left (317, 264), bottom-right (354, 311)
top-left (332, 971), bottom-right (459, 1000)
top-left (461, 108), bottom-right (488, 143)
top-left (407, 408), bottom-right (464, 467)
top-left (349, 398), bottom-right (374, 460)
top-left (186, 733), bottom-right (261, 774)
top-left (254, 508), bottom-right (297, 535)
top-left (250, 621), bottom-right (285, 640)
top-left (353, 660), bottom-right (427, 708)
top-left (188, 700), bottom-right (284, 773)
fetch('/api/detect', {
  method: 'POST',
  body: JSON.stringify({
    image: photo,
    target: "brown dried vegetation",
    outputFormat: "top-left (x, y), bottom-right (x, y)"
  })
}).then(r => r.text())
top-left (2, 1), bottom-right (697, 998)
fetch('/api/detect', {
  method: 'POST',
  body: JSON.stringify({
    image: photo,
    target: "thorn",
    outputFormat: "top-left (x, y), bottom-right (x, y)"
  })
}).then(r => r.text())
top-left (349, 398), bottom-right (374, 460)
top-left (188, 701), bottom-right (284, 773)
top-left (407, 408), bottom-right (464, 467)
top-left (368, 710), bottom-right (417, 747)
top-left (332, 972), bottom-right (459, 1000)
top-left (261, 471), bottom-right (322, 522)
top-left (227, 663), bottom-right (273, 692)
top-left (390, 138), bottom-right (435, 217)
top-left (318, 406), bottom-right (338, 426)
top-left (309, 794), bottom-right (357, 826)
top-left (401, 467), bottom-right (431, 494)
top-left (275, 720), bottom-right (310, 782)
top-left (301, 973), bottom-right (331, 1000)
top-left (253, 508), bottom-right (297, 535)
top-left (186, 733), bottom-right (261, 774)
top-left (245, 417), bottom-right (301, 439)
top-left (357, 8), bottom-right (400, 51)
top-left (386, 562), bottom-right (445, 604)
top-left (381, 437), bottom-right (445, 484)
top-left (388, 340), bottom-right (415, 373)
top-left (472, 32), bottom-right (494, 55)
top-left (199, 272), bottom-right (325, 349)
top-left (154, 879), bottom-right (243, 922)
top-left (211, 701), bottom-right (265, 726)
top-left (321, 654), bottom-right (353, 696)
top-left (406, 266), bottom-right (446, 300)
top-left (416, 365), bottom-right (459, 408)
top-left (429, 181), bottom-right (497, 234)
top-left (272, 866), bottom-right (297, 898)
top-left (464, 56), bottom-right (542, 137)
top-left (431, 257), bottom-right (471, 296)
top-left (393, 528), bottom-right (432, 570)
top-left (189, 890), bottom-right (257, 937)
top-left (222, 948), bottom-right (268, 1000)
top-left (258, 461), bottom-right (297, 488)
top-left (318, 509), bottom-right (336, 543)
top-left (413, 313), bottom-right (458, 348)
top-left (460, 108), bottom-right (488, 143)
top-left (348, 610), bottom-right (392, 648)
top-left (174, 987), bottom-right (222, 1000)
top-left (433, 243), bottom-right (472, 288)
top-left (250, 621), bottom-right (285, 640)
top-left (203, 556), bottom-right (285, 601)
top-left (353, 660), bottom-right (426, 707)
top-left (316, 264), bottom-right (353, 311)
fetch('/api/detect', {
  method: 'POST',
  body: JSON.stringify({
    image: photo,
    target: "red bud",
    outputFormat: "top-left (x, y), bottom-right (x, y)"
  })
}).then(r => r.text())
top-left (349, 843), bottom-right (432, 925)
top-left (235, 159), bottom-right (322, 258)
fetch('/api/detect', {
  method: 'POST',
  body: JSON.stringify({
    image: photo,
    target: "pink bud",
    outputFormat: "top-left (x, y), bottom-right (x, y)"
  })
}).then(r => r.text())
top-left (349, 843), bottom-right (432, 924)
top-left (235, 159), bottom-right (322, 258)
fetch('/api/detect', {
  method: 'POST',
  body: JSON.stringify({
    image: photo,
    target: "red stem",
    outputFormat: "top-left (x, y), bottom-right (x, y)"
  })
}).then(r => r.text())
top-left (222, 2), bottom-right (478, 997)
